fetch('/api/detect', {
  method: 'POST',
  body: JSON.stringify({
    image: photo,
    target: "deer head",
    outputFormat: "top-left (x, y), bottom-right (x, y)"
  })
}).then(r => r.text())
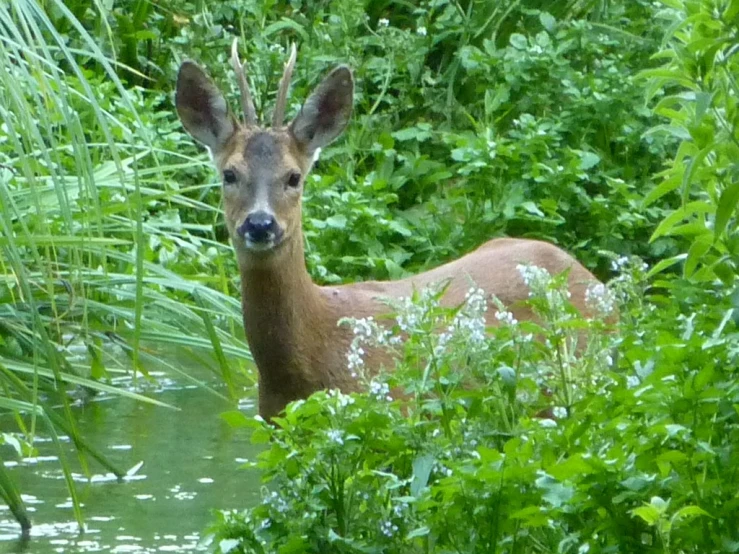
top-left (175, 40), bottom-right (354, 263)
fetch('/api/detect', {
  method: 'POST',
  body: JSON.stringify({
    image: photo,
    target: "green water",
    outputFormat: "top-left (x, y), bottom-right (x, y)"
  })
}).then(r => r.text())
top-left (0, 375), bottom-right (263, 553)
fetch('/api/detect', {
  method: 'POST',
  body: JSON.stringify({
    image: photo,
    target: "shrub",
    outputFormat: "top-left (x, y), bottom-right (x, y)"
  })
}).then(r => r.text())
top-left (206, 257), bottom-right (738, 553)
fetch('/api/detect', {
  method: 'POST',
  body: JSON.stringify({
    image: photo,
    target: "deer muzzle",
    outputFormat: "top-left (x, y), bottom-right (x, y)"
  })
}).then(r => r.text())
top-left (237, 211), bottom-right (284, 251)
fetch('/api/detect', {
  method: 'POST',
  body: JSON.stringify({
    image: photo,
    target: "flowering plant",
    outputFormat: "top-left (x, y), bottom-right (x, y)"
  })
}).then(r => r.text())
top-left (206, 260), bottom-right (732, 553)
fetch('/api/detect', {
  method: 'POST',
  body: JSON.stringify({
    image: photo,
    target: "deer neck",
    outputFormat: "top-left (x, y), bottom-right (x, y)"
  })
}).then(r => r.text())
top-left (236, 233), bottom-right (327, 394)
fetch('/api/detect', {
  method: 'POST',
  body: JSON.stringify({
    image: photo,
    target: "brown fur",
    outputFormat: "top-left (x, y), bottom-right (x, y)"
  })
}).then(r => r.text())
top-left (238, 228), bottom-right (596, 420)
top-left (175, 54), bottom-right (600, 420)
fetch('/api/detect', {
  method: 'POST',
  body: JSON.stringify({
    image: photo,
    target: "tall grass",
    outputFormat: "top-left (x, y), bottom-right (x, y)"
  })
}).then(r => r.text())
top-left (0, 0), bottom-right (251, 530)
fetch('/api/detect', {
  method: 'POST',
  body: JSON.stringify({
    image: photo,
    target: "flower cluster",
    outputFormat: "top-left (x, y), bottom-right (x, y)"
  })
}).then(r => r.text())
top-left (495, 309), bottom-right (518, 325)
top-left (327, 388), bottom-right (355, 409)
top-left (264, 491), bottom-right (289, 514)
top-left (518, 264), bottom-right (554, 296)
top-left (369, 380), bottom-right (393, 402)
top-left (517, 263), bottom-right (573, 316)
top-left (380, 519), bottom-right (398, 537)
top-left (343, 315), bottom-right (399, 379)
top-left (346, 341), bottom-right (365, 379)
top-left (431, 287), bottom-right (490, 356)
top-left (585, 282), bottom-right (617, 316)
top-left (326, 429), bottom-right (344, 445)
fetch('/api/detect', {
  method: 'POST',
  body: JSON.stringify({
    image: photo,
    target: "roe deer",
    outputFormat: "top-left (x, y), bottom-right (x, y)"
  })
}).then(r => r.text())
top-left (175, 41), bottom-right (600, 420)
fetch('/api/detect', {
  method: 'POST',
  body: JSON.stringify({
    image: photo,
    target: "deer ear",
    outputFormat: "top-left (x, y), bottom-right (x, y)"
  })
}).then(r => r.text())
top-left (176, 61), bottom-right (236, 153)
top-left (289, 66), bottom-right (353, 156)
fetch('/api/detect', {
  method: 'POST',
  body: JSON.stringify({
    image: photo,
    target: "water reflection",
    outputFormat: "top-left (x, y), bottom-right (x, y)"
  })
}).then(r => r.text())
top-left (0, 380), bottom-right (262, 553)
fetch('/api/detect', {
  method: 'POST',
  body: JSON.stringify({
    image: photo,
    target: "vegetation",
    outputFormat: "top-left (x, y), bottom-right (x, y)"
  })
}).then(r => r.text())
top-left (0, 0), bottom-right (737, 552)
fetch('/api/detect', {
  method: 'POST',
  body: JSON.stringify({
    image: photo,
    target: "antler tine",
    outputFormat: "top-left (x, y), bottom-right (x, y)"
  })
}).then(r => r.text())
top-left (230, 38), bottom-right (257, 125)
top-left (272, 43), bottom-right (297, 128)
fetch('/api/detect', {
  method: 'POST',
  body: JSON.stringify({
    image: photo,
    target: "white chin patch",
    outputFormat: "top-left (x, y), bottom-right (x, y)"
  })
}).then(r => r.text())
top-left (244, 238), bottom-right (275, 252)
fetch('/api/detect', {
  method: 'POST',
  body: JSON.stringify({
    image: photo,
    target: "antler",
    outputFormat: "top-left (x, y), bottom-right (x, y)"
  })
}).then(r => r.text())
top-left (272, 43), bottom-right (297, 128)
top-left (231, 38), bottom-right (257, 125)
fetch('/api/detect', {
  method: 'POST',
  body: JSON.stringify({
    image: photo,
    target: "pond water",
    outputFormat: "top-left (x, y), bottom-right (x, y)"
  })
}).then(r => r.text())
top-left (0, 372), bottom-right (263, 553)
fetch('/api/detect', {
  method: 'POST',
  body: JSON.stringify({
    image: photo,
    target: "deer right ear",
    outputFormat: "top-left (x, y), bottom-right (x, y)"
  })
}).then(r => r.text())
top-left (175, 61), bottom-right (236, 153)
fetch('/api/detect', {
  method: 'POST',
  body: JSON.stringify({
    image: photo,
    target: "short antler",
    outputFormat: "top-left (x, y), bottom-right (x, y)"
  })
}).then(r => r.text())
top-left (272, 43), bottom-right (297, 128)
top-left (231, 38), bottom-right (257, 125)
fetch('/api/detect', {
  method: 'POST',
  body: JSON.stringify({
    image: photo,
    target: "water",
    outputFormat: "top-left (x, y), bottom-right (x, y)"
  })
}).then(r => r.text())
top-left (0, 375), bottom-right (263, 553)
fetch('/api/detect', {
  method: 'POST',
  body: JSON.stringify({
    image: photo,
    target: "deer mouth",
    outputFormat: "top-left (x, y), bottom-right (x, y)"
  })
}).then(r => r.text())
top-left (244, 230), bottom-right (285, 253)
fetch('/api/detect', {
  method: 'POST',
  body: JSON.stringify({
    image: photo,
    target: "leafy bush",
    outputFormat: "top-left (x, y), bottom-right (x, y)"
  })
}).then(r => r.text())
top-left (208, 259), bottom-right (738, 553)
top-left (95, 0), bottom-right (678, 281)
top-left (641, 0), bottom-right (739, 284)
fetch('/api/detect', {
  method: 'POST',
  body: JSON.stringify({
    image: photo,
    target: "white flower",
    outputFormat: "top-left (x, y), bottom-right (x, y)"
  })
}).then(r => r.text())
top-left (442, 287), bottom-right (489, 349)
top-left (265, 491), bottom-right (289, 513)
top-left (416, 26), bottom-right (427, 36)
top-left (329, 389), bottom-right (355, 408)
top-left (346, 342), bottom-right (365, 378)
top-left (378, 18), bottom-right (389, 27)
top-left (585, 282), bottom-right (617, 316)
top-left (552, 406), bottom-right (568, 419)
top-left (352, 317), bottom-right (375, 339)
top-left (433, 331), bottom-right (451, 357)
top-left (326, 429), bottom-right (344, 445)
top-left (611, 255), bottom-right (630, 272)
top-left (369, 380), bottom-right (392, 401)
top-left (517, 264), bottom-right (551, 295)
top-left (626, 375), bottom-right (640, 389)
top-left (494, 310), bottom-right (518, 325)
top-left (380, 520), bottom-right (398, 537)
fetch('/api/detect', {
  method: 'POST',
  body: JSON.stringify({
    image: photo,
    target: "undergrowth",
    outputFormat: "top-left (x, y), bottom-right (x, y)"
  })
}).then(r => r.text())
top-left (209, 259), bottom-right (738, 553)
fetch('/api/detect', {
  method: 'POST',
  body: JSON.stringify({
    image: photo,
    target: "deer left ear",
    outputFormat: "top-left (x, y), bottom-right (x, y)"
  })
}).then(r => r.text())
top-left (290, 66), bottom-right (353, 156)
top-left (176, 61), bottom-right (237, 154)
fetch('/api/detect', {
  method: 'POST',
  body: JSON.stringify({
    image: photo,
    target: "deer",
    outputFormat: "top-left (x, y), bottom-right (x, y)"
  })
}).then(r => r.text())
top-left (175, 40), bottom-right (601, 421)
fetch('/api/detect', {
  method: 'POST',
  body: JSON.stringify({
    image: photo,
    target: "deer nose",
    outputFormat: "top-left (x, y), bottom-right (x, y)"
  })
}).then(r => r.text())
top-left (238, 211), bottom-right (277, 242)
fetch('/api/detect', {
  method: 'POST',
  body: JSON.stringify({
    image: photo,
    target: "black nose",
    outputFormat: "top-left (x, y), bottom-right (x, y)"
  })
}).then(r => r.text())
top-left (238, 211), bottom-right (277, 242)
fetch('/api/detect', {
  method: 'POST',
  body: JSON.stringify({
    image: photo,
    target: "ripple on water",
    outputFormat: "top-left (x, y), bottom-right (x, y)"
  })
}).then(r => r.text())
top-left (0, 381), bottom-right (263, 554)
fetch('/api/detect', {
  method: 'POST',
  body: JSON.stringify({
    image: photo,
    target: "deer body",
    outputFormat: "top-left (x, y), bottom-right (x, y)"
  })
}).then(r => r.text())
top-left (176, 42), bottom-right (599, 420)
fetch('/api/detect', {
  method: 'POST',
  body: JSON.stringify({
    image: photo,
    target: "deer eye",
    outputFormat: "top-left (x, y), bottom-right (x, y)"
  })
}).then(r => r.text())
top-left (286, 171), bottom-right (302, 189)
top-left (222, 169), bottom-right (237, 185)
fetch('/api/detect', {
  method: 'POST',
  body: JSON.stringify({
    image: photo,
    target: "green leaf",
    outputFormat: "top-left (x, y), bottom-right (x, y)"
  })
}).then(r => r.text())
top-left (509, 33), bottom-right (528, 49)
top-left (406, 526), bottom-right (430, 539)
top-left (220, 410), bottom-right (251, 428)
top-left (411, 454), bottom-right (435, 497)
top-left (219, 539), bottom-right (240, 553)
top-left (684, 234), bottom-right (713, 278)
top-left (631, 505), bottom-right (661, 526)
top-left (393, 127), bottom-right (420, 142)
top-left (579, 151), bottom-right (601, 170)
top-left (647, 254), bottom-right (688, 278)
top-left (326, 215), bottom-right (347, 229)
top-left (132, 30), bottom-right (157, 41)
top-left (539, 12), bottom-right (556, 32)
top-left (650, 201), bottom-right (713, 241)
top-left (681, 146), bottom-right (713, 199)
top-left (643, 174), bottom-right (681, 207)
top-left (671, 505), bottom-right (712, 526)
top-left (694, 91), bottom-right (714, 124)
top-left (263, 18), bottom-right (310, 41)
top-left (714, 183), bottom-right (739, 240)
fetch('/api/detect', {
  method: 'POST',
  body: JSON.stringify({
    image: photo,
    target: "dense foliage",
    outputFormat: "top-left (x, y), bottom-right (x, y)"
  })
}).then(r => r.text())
top-left (0, 0), bottom-right (737, 551)
top-left (212, 258), bottom-right (738, 553)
